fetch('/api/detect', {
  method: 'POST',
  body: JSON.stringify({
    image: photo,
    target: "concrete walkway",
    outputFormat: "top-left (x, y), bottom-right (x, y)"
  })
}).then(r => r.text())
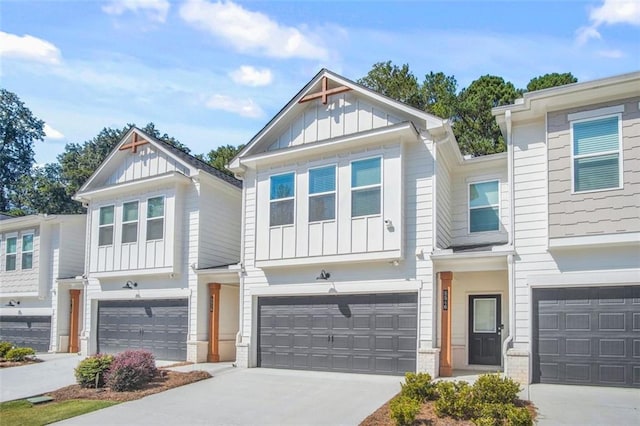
top-left (0, 353), bottom-right (82, 402)
top-left (529, 383), bottom-right (640, 425)
top-left (54, 367), bottom-right (401, 426)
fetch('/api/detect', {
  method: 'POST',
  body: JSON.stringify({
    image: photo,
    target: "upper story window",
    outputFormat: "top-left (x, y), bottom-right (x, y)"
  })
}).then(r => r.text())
top-left (351, 157), bottom-right (381, 217)
top-left (309, 166), bottom-right (336, 222)
top-left (469, 180), bottom-right (500, 233)
top-left (98, 206), bottom-right (114, 246)
top-left (122, 201), bottom-right (139, 243)
top-left (146, 196), bottom-right (165, 241)
top-left (572, 115), bottom-right (622, 193)
top-left (270, 173), bottom-right (295, 226)
top-left (21, 234), bottom-right (33, 269)
top-left (5, 237), bottom-right (17, 271)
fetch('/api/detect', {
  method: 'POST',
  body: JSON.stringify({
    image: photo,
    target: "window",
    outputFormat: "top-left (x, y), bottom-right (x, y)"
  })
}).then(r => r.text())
top-left (270, 173), bottom-right (295, 226)
top-left (351, 157), bottom-right (381, 217)
top-left (146, 196), bottom-right (164, 240)
top-left (98, 206), bottom-right (114, 246)
top-left (572, 115), bottom-right (622, 192)
top-left (469, 180), bottom-right (500, 233)
top-left (5, 237), bottom-right (17, 271)
top-left (21, 234), bottom-right (33, 269)
top-left (122, 201), bottom-right (139, 243)
top-left (309, 166), bottom-right (336, 222)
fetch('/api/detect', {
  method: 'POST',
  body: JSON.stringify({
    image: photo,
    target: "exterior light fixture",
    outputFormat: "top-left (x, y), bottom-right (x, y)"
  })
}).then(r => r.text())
top-left (123, 281), bottom-right (138, 289)
top-left (5, 299), bottom-right (20, 307)
top-left (316, 270), bottom-right (331, 280)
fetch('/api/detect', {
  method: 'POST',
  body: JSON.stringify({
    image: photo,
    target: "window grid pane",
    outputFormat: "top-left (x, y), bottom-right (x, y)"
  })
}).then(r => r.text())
top-left (22, 253), bottom-right (33, 269)
top-left (99, 206), bottom-right (114, 225)
top-left (309, 166), bottom-right (336, 194)
top-left (147, 197), bottom-right (164, 218)
top-left (309, 194), bottom-right (335, 222)
top-left (98, 226), bottom-right (114, 246)
top-left (470, 207), bottom-right (499, 233)
top-left (574, 116), bottom-right (619, 156)
top-left (146, 218), bottom-right (164, 240)
top-left (270, 199), bottom-right (294, 226)
top-left (574, 153), bottom-right (620, 192)
top-left (351, 158), bottom-right (381, 188)
top-left (469, 181), bottom-right (499, 208)
top-left (122, 223), bottom-right (138, 243)
top-left (270, 174), bottom-right (295, 199)
top-left (6, 237), bottom-right (17, 254)
top-left (6, 254), bottom-right (16, 271)
top-left (123, 201), bottom-right (139, 222)
top-left (352, 188), bottom-right (381, 217)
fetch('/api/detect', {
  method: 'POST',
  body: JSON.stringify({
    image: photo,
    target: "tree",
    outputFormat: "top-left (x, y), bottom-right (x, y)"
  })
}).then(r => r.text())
top-left (422, 71), bottom-right (458, 119)
top-left (526, 72), bottom-right (577, 92)
top-left (10, 164), bottom-right (81, 214)
top-left (357, 61), bottom-right (425, 109)
top-left (196, 144), bottom-right (244, 176)
top-left (454, 75), bottom-right (520, 156)
top-left (0, 89), bottom-right (45, 212)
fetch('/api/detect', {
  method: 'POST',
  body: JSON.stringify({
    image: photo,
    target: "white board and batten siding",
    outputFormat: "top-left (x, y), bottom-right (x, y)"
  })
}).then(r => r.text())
top-left (103, 145), bottom-right (189, 186)
top-left (267, 94), bottom-right (403, 152)
top-left (254, 143), bottom-right (403, 264)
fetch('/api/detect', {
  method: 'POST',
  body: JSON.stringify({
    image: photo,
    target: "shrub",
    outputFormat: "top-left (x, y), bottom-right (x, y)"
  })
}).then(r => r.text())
top-left (0, 341), bottom-right (13, 358)
top-left (105, 350), bottom-right (157, 392)
top-left (505, 405), bottom-right (533, 426)
top-left (473, 374), bottom-right (521, 405)
top-left (434, 381), bottom-right (478, 419)
top-left (4, 347), bottom-right (35, 361)
top-left (389, 394), bottom-right (421, 426)
top-left (75, 354), bottom-right (114, 388)
top-left (401, 372), bottom-right (436, 402)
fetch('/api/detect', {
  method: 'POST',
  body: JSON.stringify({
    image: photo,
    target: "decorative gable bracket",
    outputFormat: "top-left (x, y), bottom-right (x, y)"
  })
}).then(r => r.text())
top-left (299, 76), bottom-right (351, 105)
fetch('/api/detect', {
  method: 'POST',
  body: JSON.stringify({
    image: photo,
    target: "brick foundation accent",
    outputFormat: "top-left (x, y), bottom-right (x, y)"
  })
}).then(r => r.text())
top-left (418, 348), bottom-right (440, 377)
top-left (505, 349), bottom-right (530, 385)
top-left (187, 340), bottom-right (208, 363)
top-left (235, 342), bottom-right (250, 368)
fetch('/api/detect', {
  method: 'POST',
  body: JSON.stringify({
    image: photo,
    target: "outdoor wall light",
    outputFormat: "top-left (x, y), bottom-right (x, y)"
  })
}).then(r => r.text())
top-left (5, 299), bottom-right (20, 307)
top-left (316, 270), bottom-right (331, 280)
top-left (123, 281), bottom-right (138, 289)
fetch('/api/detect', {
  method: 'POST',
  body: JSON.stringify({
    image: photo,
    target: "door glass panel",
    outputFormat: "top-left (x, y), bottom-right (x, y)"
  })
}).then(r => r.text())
top-left (473, 298), bottom-right (496, 333)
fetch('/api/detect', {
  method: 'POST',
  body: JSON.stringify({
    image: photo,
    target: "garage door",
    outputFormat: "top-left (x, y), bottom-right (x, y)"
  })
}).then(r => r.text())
top-left (0, 316), bottom-right (51, 352)
top-left (258, 293), bottom-right (417, 375)
top-left (97, 299), bottom-right (188, 361)
top-left (533, 286), bottom-right (640, 388)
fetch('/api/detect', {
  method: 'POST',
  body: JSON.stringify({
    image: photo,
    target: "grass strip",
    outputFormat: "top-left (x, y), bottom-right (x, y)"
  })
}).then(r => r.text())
top-left (0, 399), bottom-right (118, 426)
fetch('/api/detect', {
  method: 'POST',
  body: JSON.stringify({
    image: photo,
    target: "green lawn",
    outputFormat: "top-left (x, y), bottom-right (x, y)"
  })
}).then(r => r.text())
top-left (0, 399), bottom-right (118, 426)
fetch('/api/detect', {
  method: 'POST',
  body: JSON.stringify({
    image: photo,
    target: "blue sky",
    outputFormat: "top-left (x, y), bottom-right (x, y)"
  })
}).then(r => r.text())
top-left (1, 0), bottom-right (639, 165)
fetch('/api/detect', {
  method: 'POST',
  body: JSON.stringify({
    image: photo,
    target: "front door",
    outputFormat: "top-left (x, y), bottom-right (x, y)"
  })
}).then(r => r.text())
top-left (469, 295), bottom-right (502, 365)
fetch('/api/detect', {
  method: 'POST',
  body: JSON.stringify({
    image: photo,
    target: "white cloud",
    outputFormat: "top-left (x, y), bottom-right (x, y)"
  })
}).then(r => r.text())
top-left (44, 123), bottom-right (65, 140)
top-left (229, 66), bottom-right (273, 87)
top-left (577, 0), bottom-right (640, 44)
top-left (205, 94), bottom-right (264, 118)
top-left (102, 0), bottom-right (170, 23)
top-left (179, 0), bottom-right (328, 60)
top-left (575, 26), bottom-right (602, 45)
top-left (0, 31), bottom-right (62, 65)
top-left (597, 49), bottom-right (625, 58)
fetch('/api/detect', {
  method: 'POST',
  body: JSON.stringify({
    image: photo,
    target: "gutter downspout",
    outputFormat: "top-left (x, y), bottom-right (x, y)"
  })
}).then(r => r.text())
top-left (235, 171), bottom-right (247, 357)
top-left (502, 110), bottom-right (515, 375)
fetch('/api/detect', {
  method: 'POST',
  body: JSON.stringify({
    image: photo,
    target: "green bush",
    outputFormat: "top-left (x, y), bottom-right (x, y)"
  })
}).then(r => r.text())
top-left (105, 350), bottom-right (157, 392)
top-left (434, 380), bottom-right (478, 419)
top-left (0, 341), bottom-right (13, 358)
top-left (389, 394), bottom-right (421, 426)
top-left (505, 405), bottom-right (533, 426)
top-left (473, 374), bottom-right (521, 405)
top-left (401, 372), bottom-right (436, 402)
top-left (75, 354), bottom-right (114, 388)
top-left (5, 347), bottom-right (35, 361)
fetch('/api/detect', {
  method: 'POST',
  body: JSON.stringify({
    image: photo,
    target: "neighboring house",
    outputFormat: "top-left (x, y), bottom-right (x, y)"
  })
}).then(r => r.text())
top-left (73, 127), bottom-right (242, 362)
top-left (0, 214), bottom-right (86, 353)
top-left (493, 71), bottom-right (640, 388)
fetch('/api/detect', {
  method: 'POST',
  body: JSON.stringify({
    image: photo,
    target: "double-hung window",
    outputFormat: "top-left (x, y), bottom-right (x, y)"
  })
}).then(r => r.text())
top-left (122, 201), bottom-right (139, 243)
top-left (146, 196), bottom-right (164, 241)
top-left (5, 237), bottom-right (17, 271)
top-left (21, 234), bottom-right (33, 269)
top-left (270, 173), bottom-right (295, 226)
top-left (98, 206), bottom-right (114, 246)
top-left (572, 115), bottom-right (622, 192)
top-left (351, 157), bottom-right (381, 217)
top-left (309, 166), bottom-right (336, 222)
top-left (469, 180), bottom-right (500, 233)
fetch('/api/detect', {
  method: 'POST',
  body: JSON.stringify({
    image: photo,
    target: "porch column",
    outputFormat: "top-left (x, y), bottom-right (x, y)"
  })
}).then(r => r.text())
top-left (439, 271), bottom-right (453, 377)
top-left (208, 283), bottom-right (221, 362)
top-left (69, 289), bottom-right (81, 353)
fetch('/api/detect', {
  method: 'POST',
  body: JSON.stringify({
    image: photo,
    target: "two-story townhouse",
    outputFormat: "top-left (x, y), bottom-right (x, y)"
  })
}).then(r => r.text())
top-left (74, 127), bottom-right (242, 362)
top-left (228, 69), bottom-right (517, 377)
top-left (493, 71), bottom-right (640, 388)
top-left (0, 214), bottom-right (86, 353)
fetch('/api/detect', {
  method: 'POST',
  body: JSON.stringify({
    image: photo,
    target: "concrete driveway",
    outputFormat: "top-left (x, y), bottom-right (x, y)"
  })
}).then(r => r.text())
top-left (529, 383), bottom-right (640, 425)
top-left (54, 367), bottom-right (401, 426)
top-left (0, 353), bottom-right (82, 402)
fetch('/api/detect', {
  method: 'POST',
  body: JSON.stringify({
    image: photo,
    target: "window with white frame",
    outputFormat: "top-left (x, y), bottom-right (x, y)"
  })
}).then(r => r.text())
top-left (351, 157), bottom-right (381, 217)
top-left (21, 234), bottom-right (33, 269)
top-left (309, 166), bottom-right (336, 222)
top-left (98, 206), bottom-right (114, 246)
top-left (270, 173), bottom-right (295, 226)
top-left (122, 201), bottom-right (139, 243)
top-left (572, 115), bottom-right (622, 192)
top-left (146, 196), bottom-right (165, 241)
top-left (469, 180), bottom-right (500, 233)
top-left (5, 236), bottom-right (17, 271)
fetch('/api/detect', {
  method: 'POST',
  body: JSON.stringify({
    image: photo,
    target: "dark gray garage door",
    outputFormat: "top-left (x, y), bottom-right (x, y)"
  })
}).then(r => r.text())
top-left (97, 299), bottom-right (188, 361)
top-left (258, 293), bottom-right (417, 375)
top-left (533, 286), bottom-right (640, 388)
top-left (0, 316), bottom-right (51, 352)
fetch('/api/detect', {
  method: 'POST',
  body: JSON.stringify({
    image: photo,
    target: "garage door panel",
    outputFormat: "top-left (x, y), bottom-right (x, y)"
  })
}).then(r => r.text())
top-left (0, 316), bottom-right (51, 352)
top-left (533, 286), bottom-right (639, 388)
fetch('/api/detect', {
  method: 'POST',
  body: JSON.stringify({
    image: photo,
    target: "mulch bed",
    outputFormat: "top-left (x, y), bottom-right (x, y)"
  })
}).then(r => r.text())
top-left (46, 370), bottom-right (211, 403)
top-left (0, 358), bottom-right (43, 368)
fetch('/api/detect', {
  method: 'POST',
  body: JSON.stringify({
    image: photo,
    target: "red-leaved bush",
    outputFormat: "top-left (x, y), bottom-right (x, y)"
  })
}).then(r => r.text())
top-left (105, 350), bottom-right (157, 391)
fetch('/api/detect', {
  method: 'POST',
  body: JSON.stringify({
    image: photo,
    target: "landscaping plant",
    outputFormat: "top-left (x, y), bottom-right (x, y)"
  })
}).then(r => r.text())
top-left (0, 341), bottom-right (13, 358)
top-left (400, 372), bottom-right (436, 402)
top-left (4, 347), bottom-right (35, 362)
top-left (389, 394), bottom-right (421, 426)
top-left (75, 353), bottom-right (114, 388)
top-left (105, 350), bottom-right (157, 391)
